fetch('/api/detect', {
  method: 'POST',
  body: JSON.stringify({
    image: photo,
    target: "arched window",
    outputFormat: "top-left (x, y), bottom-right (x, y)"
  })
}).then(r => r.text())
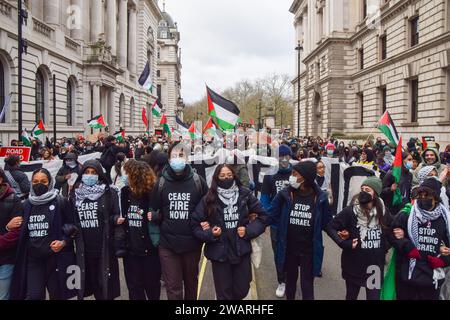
top-left (66, 78), bottom-right (76, 126)
top-left (119, 94), bottom-right (125, 127)
top-left (35, 69), bottom-right (45, 123)
top-left (0, 60), bottom-right (5, 123)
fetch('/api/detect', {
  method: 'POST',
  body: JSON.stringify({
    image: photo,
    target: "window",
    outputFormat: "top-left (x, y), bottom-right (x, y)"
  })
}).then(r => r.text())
top-left (157, 70), bottom-right (160, 77)
top-left (358, 93), bottom-right (364, 126)
top-left (380, 87), bottom-right (387, 115)
top-left (379, 34), bottom-right (387, 60)
top-left (358, 47), bottom-right (364, 70)
top-left (157, 48), bottom-right (160, 59)
top-left (410, 78), bottom-right (419, 122)
top-left (35, 69), bottom-right (45, 123)
top-left (161, 31), bottom-right (167, 38)
top-left (157, 84), bottom-right (162, 102)
top-left (0, 60), bottom-right (4, 123)
top-left (363, 0), bottom-right (368, 19)
top-left (66, 80), bottom-right (73, 126)
top-left (410, 16), bottom-right (419, 47)
top-left (119, 94), bottom-right (125, 127)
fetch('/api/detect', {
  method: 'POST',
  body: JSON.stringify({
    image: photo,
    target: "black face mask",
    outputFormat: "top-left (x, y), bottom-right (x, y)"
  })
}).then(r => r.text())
top-left (418, 199), bottom-right (434, 211)
top-left (217, 178), bottom-right (234, 190)
top-left (358, 191), bottom-right (373, 205)
top-left (33, 183), bottom-right (49, 196)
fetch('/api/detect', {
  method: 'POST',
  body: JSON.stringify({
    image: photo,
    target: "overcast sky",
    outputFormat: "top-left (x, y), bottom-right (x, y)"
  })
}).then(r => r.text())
top-left (164, 0), bottom-right (295, 103)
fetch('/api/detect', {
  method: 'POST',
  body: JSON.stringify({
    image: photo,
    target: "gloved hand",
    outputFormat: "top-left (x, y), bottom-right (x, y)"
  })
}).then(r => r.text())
top-left (427, 255), bottom-right (445, 269)
top-left (407, 248), bottom-right (421, 260)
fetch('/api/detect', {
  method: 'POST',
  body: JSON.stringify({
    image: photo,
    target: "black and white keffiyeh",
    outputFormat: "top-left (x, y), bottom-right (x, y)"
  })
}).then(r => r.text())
top-left (217, 183), bottom-right (239, 214)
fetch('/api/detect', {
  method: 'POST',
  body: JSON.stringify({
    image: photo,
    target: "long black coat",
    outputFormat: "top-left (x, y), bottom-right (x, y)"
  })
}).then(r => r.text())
top-left (69, 187), bottom-right (121, 300)
top-left (10, 196), bottom-right (77, 300)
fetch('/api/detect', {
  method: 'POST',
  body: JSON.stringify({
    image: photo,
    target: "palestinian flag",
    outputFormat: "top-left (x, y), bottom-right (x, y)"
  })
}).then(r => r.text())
top-left (151, 99), bottom-right (163, 117)
top-left (207, 85), bottom-right (240, 131)
top-left (160, 114), bottom-right (171, 137)
top-left (378, 111), bottom-right (400, 146)
top-left (203, 117), bottom-right (217, 136)
top-left (21, 130), bottom-right (32, 147)
top-left (176, 115), bottom-right (189, 132)
top-left (392, 136), bottom-right (403, 206)
top-left (142, 107), bottom-right (149, 131)
top-left (138, 61), bottom-right (153, 92)
top-left (114, 130), bottom-right (125, 143)
top-left (32, 120), bottom-right (46, 137)
top-left (188, 123), bottom-right (201, 139)
top-left (87, 115), bottom-right (106, 129)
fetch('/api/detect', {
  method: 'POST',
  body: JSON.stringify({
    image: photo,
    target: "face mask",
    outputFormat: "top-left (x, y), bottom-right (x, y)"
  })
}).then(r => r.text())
top-left (327, 149), bottom-right (334, 156)
top-left (66, 161), bottom-right (77, 169)
top-left (418, 198), bottom-right (434, 211)
top-left (358, 191), bottom-right (373, 205)
top-left (121, 174), bottom-right (129, 186)
top-left (289, 175), bottom-right (301, 189)
top-left (381, 143), bottom-right (386, 147)
top-left (405, 161), bottom-right (413, 170)
top-left (82, 174), bottom-right (99, 186)
top-left (217, 178), bottom-right (234, 189)
top-left (33, 183), bottom-right (49, 196)
top-left (170, 158), bottom-right (187, 173)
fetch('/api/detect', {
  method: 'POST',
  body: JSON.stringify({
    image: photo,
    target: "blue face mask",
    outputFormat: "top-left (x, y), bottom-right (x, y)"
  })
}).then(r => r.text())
top-left (121, 174), bottom-right (129, 186)
top-left (82, 174), bottom-right (98, 186)
top-left (170, 158), bottom-right (187, 173)
top-left (405, 161), bottom-right (413, 170)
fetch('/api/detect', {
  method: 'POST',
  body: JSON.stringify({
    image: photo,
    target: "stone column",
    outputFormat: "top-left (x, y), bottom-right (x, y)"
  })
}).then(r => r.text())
top-left (118, 0), bottom-right (128, 68)
top-left (44, 0), bottom-right (60, 26)
top-left (108, 90), bottom-right (116, 132)
top-left (128, 7), bottom-right (137, 75)
top-left (90, 0), bottom-right (103, 42)
top-left (92, 83), bottom-right (101, 120)
top-left (106, 0), bottom-right (117, 56)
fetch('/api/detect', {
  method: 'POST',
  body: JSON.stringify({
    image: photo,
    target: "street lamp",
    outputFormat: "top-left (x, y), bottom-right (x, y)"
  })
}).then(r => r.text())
top-left (295, 42), bottom-right (303, 138)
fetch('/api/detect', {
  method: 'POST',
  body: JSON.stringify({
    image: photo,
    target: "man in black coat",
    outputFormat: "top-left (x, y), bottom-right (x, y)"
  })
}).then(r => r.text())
top-left (3, 155), bottom-right (30, 199)
top-left (99, 135), bottom-right (130, 184)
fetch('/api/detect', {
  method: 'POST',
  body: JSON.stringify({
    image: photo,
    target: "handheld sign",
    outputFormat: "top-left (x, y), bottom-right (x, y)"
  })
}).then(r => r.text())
top-left (0, 147), bottom-right (32, 162)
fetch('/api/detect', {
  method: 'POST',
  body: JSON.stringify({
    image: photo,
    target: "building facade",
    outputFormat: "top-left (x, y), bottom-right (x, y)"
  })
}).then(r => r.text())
top-left (156, 7), bottom-right (183, 127)
top-left (290, 0), bottom-right (450, 145)
top-left (0, 0), bottom-right (183, 144)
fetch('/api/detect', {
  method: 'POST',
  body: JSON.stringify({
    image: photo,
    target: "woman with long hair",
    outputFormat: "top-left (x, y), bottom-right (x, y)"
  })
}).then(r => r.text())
top-left (327, 177), bottom-right (393, 300)
top-left (191, 164), bottom-right (267, 300)
top-left (120, 160), bottom-right (161, 300)
top-left (110, 152), bottom-right (128, 189)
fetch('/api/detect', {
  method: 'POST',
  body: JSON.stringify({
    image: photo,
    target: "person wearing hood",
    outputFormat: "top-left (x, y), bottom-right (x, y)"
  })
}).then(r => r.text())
top-left (191, 164), bottom-right (267, 300)
top-left (55, 152), bottom-right (81, 198)
top-left (391, 178), bottom-right (450, 300)
top-left (3, 155), bottom-right (30, 200)
top-left (414, 166), bottom-right (449, 209)
top-left (440, 145), bottom-right (450, 166)
top-left (0, 169), bottom-right (23, 300)
top-left (260, 145), bottom-right (293, 298)
top-left (413, 148), bottom-right (447, 187)
top-left (327, 177), bottom-right (393, 300)
top-left (325, 143), bottom-right (336, 158)
top-left (10, 169), bottom-right (76, 300)
top-left (120, 160), bottom-right (161, 300)
top-left (99, 135), bottom-right (130, 184)
top-left (381, 152), bottom-right (414, 216)
top-left (150, 142), bottom-right (208, 300)
top-left (268, 161), bottom-right (331, 300)
top-left (69, 160), bottom-right (122, 300)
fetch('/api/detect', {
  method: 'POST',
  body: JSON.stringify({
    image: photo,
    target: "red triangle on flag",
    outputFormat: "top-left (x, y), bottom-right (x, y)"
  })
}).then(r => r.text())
top-left (203, 118), bottom-right (214, 133)
top-left (160, 114), bottom-right (167, 125)
top-left (38, 120), bottom-right (46, 131)
top-left (188, 122), bottom-right (196, 133)
top-left (97, 115), bottom-right (106, 128)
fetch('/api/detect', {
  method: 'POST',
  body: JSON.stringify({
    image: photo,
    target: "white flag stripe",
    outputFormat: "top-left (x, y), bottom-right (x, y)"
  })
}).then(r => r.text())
top-left (212, 102), bottom-right (240, 126)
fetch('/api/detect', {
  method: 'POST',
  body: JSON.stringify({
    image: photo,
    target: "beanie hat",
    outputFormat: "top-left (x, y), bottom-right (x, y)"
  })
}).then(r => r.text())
top-left (417, 177), bottom-right (442, 198)
top-left (383, 146), bottom-right (391, 152)
top-left (326, 143), bottom-right (336, 150)
top-left (278, 144), bottom-right (292, 157)
top-left (292, 161), bottom-right (317, 187)
top-left (361, 176), bottom-right (382, 196)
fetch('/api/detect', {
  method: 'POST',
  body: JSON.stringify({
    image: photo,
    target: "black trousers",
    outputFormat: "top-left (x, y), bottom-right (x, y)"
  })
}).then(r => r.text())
top-left (285, 253), bottom-right (314, 300)
top-left (211, 254), bottom-right (252, 300)
top-left (270, 227), bottom-right (286, 284)
top-left (25, 255), bottom-right (59, 300)
top-left (345, 280), bottom-right (380, 300)
top-left (123, 254), bottom-right (161, 300)
top-left (85, 256), bottom-right (105, 300)
top-left (397, 280), bottom-right (441, 300)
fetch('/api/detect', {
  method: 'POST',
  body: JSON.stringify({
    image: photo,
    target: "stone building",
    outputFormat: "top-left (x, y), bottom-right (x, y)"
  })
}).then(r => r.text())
top-left (290, 0), bottom-right (450, 145)
top-left (0, 0), bottom-right (183, 144)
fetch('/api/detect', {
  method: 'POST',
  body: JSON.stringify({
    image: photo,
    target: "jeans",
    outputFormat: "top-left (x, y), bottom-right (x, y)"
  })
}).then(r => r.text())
top-left (0, 264), bottom-right (14, 300)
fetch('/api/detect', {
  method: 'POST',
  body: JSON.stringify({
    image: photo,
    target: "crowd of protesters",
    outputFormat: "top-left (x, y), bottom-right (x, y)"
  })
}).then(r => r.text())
top-left (0, 131), bottom-right (450, 301)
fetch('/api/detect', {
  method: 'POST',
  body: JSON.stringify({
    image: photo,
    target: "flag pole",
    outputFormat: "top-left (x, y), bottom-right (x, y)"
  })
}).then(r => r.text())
top-left (53, 74), bottom-right (57, 143)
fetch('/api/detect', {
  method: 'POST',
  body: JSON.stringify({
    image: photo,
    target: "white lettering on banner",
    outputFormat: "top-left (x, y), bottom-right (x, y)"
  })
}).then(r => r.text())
top-left (361, 227), bottom-right (382, 249)
top-left (168, 193), bottom-right (190, 220)
top-left (28, 214), bottom-right (49, 238)
top-left (78, 202), bottom-right (99, 229)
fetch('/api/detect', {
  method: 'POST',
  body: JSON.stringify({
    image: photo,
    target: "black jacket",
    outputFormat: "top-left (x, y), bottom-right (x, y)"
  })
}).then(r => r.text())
top-left (191, 187), bottom-right (267, 263)
top-left (4, 164), bottom-right (30, 196)
top-left (10, 196), bottom-right (77, 300)
top-left (391, 210), bottom-right (450, 288)
top-left (0, 189), bottom-right (23, 266)
top-left (99, 142), bottom-right (130, 170)
top-left (326, 204), bottom-right (393, 286)
top-left (381, 168), bottom-right (413, 215)
top-left (151, 165), bottom-right (208, 254)
top-left (55, 164), bottom-right (82, 197)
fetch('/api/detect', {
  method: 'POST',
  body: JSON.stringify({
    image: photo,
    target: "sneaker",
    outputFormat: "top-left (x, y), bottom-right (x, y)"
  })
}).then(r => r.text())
top-left (275, 283), bottom-right (286, 298)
